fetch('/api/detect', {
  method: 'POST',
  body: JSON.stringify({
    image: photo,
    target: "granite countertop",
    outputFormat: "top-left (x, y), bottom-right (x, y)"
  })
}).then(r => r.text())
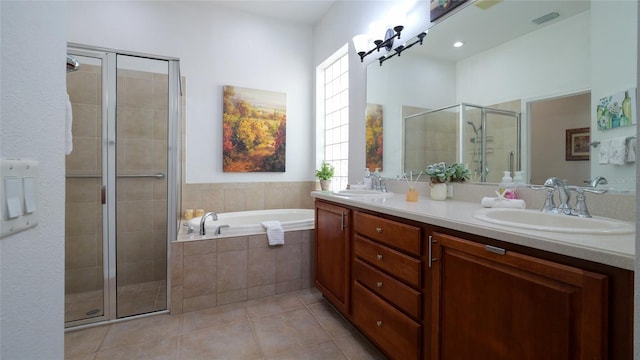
top-left (311, 191), bottom-right (635, 270)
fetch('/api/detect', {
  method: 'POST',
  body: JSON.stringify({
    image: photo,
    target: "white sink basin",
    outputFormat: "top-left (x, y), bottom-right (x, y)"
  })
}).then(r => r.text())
top-left (335, 189), bottom-right (394, 198)
top-left (473, 208), bottom-right (634, 235)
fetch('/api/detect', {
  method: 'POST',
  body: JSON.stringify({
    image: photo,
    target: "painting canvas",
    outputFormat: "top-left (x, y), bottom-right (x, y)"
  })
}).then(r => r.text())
top-left (565, 127), bottom-right (590, 161)
top-left (366, 104), bottom-right (383, 171)
top-left (430, 0), bottom-right (467, 22)
top-left (596, 87), bottom-right (637, 130)
top-left (223, 85), bottom-right (286, 172)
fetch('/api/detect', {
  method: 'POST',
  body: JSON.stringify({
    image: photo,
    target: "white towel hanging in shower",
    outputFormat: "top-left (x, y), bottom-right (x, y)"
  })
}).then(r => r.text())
top-left (65, 92), bottom-right (73, 155)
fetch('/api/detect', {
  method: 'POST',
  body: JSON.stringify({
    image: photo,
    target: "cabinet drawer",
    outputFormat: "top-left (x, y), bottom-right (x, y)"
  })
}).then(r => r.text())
top-left (354, 235), bottom-right (421, 289)
top-left (352, 282), bottom-right (420, 360)
top-left (353, 258), bottom-right (421, 319)
top-left (354, 212), bottom-right (421, 256)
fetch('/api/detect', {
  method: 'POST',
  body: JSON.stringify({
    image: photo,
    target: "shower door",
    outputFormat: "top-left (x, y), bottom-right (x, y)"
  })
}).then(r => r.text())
top-left (65, 52), bottom-right (108, 324)
top-left (65, 47), bottom-right (180, 327)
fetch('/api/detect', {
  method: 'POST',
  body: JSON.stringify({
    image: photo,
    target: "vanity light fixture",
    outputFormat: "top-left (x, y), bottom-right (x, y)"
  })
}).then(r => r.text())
top-left (377, 31), bottom-right (428, 66)
top-left (353, 24), bottom-right (405, 63)
top-left (453, 41), bottom-right (464, 48)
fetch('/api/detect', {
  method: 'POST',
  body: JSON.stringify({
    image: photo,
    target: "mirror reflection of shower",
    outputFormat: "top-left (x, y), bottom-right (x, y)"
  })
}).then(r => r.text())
top-left (467, 120), bottom-right (490, 182)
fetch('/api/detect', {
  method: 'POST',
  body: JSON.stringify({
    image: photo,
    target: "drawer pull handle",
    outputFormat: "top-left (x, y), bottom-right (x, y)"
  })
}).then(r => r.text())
top-left (376, 254), bottom-right (383, 260)
top-left (376, 320), bottom-right (383, 327)
top-left (376, 227), bottom-right (382, 233)
top-left (376, 281), bottom-right (383, 288)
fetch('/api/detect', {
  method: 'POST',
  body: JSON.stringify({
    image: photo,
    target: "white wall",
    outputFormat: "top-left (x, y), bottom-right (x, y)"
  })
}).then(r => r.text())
top-left (68, 1), bottom-right (314, 184)
top-left (0, 1), bottom-right (67, 359)
top-left (590, 0), bottom-right (637, 190)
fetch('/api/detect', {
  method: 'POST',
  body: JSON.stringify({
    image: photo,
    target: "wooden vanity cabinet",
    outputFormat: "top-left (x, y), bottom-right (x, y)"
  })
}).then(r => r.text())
top-left (430, 231), bottom-right (609, 360)
top-left (314, 200), bottom-right (352, 315)
top-left (351, 211), bottom-right (424, 360)
top-left (314, 199), bottom-right (631, 359)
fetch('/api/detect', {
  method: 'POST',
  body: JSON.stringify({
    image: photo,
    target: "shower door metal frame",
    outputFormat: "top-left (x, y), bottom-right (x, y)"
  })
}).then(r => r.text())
top-left (64, 48), bottom-right (111, 328)
top-left (65, 44), bottom-right (181, 329)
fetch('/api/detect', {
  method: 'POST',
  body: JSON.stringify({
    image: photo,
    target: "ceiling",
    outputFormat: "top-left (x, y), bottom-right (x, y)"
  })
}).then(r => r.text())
top-left (214, 0), bottom-right (337, 25)
top-left (412, 0), bottom-right (591, 62)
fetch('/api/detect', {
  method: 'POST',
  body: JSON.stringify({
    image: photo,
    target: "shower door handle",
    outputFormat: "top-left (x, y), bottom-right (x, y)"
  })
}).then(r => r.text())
top-left (101, 185), bottom-right (106, 205)
top-left (117, 172), bottom-right (165, 180)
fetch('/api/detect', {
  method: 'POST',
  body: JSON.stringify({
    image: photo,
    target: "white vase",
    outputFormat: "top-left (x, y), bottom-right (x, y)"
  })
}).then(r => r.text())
top-left (430, 182), bottom-right (447, 201)
top-left (319, 179), bottom-right (331, 191)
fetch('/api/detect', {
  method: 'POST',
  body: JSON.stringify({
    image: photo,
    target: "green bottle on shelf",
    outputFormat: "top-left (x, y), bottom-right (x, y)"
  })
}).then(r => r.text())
top-left (622, 90), bottom-right (632, 126)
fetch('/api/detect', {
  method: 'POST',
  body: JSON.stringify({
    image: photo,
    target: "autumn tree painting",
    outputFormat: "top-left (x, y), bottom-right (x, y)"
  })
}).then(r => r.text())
top-left (222, 86), bottom-right (286, 172)
top-left (366, 104), bottom-right (383, 171)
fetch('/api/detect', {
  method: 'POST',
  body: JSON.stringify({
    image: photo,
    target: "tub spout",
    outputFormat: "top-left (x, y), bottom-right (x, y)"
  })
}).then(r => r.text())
top-left (199, 212), bottom-right (218, 235)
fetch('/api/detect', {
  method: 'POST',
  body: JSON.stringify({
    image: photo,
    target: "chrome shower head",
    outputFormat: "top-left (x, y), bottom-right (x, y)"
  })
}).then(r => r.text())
top-left (467, 121), bottom-right (481, 135)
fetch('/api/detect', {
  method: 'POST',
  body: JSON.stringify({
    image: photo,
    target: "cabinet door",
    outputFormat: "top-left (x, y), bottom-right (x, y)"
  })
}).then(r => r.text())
top-left (315, 201), bottom-right (351, 315)
top-left (431, 232), bottom-right (608, 360)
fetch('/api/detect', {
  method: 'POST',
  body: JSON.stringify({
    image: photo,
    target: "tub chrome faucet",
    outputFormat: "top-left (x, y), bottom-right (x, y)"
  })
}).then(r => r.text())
top-left (199, 212), bottom-right (218, 235)
top-left (543, 177), bottom-right (571, 214)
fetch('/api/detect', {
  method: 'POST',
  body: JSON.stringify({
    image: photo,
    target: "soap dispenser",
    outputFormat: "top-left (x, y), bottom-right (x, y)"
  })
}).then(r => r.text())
top-left (363, 168), bottom-right (372, 189)
top-left (498, 171), bottom-right (515, 199)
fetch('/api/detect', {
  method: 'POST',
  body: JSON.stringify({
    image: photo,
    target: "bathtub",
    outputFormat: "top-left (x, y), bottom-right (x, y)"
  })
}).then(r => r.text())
top-left (182, 208), bottom-right (315, 238)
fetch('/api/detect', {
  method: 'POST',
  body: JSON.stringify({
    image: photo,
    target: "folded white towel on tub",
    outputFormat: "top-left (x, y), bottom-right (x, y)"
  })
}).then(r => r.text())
top-left (261, 220), bottom-right (284, 246)
top-left (481, 197), bottom-right (526, 209)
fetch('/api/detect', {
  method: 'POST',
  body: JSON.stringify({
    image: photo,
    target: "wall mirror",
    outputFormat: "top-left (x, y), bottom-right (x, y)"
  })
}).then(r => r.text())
top-left (366, 0), bottom-right (638, 190)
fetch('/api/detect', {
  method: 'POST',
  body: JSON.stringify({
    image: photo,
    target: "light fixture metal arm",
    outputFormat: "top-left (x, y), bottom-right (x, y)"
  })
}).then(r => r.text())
top-left (357, 25), bottom-right (404, 62)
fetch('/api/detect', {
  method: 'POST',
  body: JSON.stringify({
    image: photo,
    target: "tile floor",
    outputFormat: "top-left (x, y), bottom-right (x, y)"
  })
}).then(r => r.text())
top-left (65, 288), bottom-right (386, 360)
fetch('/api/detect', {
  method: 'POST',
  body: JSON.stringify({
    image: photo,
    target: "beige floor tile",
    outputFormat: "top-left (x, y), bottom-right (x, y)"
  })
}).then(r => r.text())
top-left (308, 301), bottom-right (355, 338)
top-left (94, 336), bottom-right (178, 360)
top-left (179, 320), bottom-right (260, 360)
top-left (251, 308), bottom-right (331, 356)
top-left (65, 325), bottom-right (109, 358)
top-left (333, 333), bottom-right (386, 360)
top-left (65, 354), bottom-right (97, 360)
top-left (297, 287), bottom-right (323, 305)
top-left (245, 292), bottom-right (304, 318)
top-left (100, 314), bottom-right (181, 350)
top-left (181, 302), bottom-right (247, 333)
top-left (264, 340), bottom-right (347, 360)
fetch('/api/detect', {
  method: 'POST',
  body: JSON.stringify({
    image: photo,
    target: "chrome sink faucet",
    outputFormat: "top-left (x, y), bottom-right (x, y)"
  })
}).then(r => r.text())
top-left (199, 212), bottom-right (218, 235)
top-left (543, 177), bottom-right (571, 214)
top-left (538, 177), bottom-right (607, 218)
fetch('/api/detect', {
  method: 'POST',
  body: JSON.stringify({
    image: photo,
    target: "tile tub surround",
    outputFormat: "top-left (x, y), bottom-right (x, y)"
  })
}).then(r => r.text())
top-left (181, 181), bottom-right (317, 215)
top-left (170, 230), bottom-right (315, 314)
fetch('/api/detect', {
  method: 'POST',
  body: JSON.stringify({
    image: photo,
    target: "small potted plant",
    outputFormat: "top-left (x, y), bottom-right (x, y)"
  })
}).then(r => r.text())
top-left (425, 162), bottom-right (453, 200)
top-left (448, 163), bottom-right (471, 183)
top-left (315, 161), bottom-right (335, 191)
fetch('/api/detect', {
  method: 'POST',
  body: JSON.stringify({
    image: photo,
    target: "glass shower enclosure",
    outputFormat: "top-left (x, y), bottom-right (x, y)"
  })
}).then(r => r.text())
top-left (404, 103), bottom-right (521, 183)
top-left (65, 45), bottom-right (181, 327)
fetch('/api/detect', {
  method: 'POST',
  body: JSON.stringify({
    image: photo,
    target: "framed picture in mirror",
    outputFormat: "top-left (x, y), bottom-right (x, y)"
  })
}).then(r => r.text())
top-left (430, 0), bottom-right (468, 22)
top-left (565, 127), bottom-right (590, 161)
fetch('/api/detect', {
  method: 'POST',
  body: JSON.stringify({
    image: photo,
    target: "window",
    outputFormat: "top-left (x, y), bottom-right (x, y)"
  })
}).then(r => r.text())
top-left (317, 46), bottom-right (349, 192)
